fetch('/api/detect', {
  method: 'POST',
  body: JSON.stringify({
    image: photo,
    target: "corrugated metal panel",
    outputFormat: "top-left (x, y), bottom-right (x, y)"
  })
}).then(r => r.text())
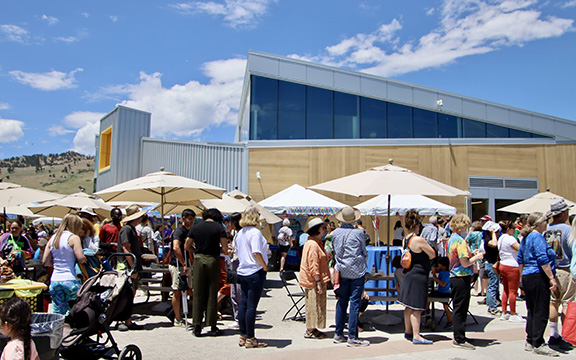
top-left (140, 138), bottom-right (247, 192)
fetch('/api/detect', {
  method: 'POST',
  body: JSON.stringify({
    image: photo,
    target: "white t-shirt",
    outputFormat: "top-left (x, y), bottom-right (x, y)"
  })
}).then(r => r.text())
top-left (277, 226), bottom-right (293, 246)
top-left (236, 227), bottom-right (269, 277)
top-left (498, 234), bottom-right (519, 267)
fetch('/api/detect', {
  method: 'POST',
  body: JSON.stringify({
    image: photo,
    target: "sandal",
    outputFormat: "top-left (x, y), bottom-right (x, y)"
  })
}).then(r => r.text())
top-left (245, 338), bottom-right (268, 348)
top-left (239, 335), bottom-right (247, 347)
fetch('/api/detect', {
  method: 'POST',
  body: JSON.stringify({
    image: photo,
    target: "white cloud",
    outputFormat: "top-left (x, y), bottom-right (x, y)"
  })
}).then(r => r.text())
top-left (0, 24), bottom-right (30, 43)
top-left (0, 103), bottom-right (10, 110)
top-left (110, 15), bottom-right (119, 22)
top-left (48, 125), bottom-right (75, 136)
top-left (171, 0), bottom-right (276, 29)
top-left (93, 58), bottom-right (246, 139)
top-left (562, 0), bottom-right (576, 7)
top-left (71, 122), bottom-right (100, 155)
top-left (41, 15), bottom-right (59, 25)
top-left (9, 68), bottom-right (83, 91)
top-left (63, 111), bottom-right (105, 129)
top-left (0, 119), bottom-right (25, 143)
top-left (55, 36), bottom-right (79, 44)
top-left (298, 0), bottom-right (574, 77)
top-left (81, 12), bottom-right (90, 18)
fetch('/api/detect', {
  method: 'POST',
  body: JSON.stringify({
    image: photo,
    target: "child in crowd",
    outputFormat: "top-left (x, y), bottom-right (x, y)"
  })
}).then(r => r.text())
top-left (426, 257), bottom-right (452, 328)
top-left (0, 297), bottom-right (39, 360)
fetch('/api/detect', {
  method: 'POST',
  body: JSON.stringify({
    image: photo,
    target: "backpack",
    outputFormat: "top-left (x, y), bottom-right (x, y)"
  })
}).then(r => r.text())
top-left (401, 234), bottom-right (415, 269)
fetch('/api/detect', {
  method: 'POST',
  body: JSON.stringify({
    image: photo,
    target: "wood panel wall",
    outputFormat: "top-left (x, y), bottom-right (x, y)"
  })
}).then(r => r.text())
top-left (248, 143), bottom-right (576, 244)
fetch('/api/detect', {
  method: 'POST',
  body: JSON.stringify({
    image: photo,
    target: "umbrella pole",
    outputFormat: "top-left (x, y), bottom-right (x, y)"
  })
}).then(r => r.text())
top-left (161, 191), bottom-right (165, 262)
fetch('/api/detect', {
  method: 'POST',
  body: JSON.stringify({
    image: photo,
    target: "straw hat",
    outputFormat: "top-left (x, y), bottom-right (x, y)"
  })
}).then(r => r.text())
top-left (306, 217), bottom-right (324, 233)
top-left (123, 204), bottom-right (147, 223)
top-left (335, 206), bottom-right (361, 224)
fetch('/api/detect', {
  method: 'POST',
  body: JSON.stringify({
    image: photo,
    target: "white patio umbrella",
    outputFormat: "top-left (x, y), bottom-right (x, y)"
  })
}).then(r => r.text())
top-left (497, 191), bottom-right (576, 216)
top-left (94, 168), bottom-right (226, 244)
top-left (0, 182), bottom-right (63, 224)
top-left (356, 194), bottom-right (457, 217)
top-left (225, 189), bottom-right (281, 224)
top-left (29, 192), bottom-right (113, 220)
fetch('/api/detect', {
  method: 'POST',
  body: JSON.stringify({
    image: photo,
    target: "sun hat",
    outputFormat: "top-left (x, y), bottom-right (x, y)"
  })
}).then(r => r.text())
top-left (335, 206), bottom-right (361, 224)
top-left (283, 218), bottom-right (290, 226)
top-left (123, 204), bottom-right (147, 223)
top-left (78, 206), bottom-right (97, 217)
top-left (306, 217), bottom-right (324, 233)
top-left (546, 199), bottom-right (573, 218)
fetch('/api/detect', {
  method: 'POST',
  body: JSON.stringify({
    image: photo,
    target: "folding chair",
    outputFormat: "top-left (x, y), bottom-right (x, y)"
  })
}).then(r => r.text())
top-left (279, 271), bottom-right (306, 321)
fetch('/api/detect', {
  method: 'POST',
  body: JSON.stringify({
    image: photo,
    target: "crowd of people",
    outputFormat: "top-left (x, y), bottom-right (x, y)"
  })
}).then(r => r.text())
top-left (1, 197), bottom-right (576, 357)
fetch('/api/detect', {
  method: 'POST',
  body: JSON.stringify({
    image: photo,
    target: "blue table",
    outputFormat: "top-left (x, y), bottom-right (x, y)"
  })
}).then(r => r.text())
top-left (365, 246), bottom-right (402, 304)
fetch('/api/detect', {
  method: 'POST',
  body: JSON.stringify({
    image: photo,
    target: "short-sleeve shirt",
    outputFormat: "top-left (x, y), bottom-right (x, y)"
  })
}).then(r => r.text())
top-left (236, 226), bottom-right (269, 276)
top-left (498, 234), bottom-right (519, 267)
top-left (187, 220), bottom-right (227, 258)
top-left (545, 222), bottom-right (572, 268)
top-left (99, 223), bottom-right (121, 252)
top-left (277, 226), bottom-right (293, 247)
top-left (448, 233), bottom-right (474, 278)
top-left (118, 224), bottom-right (142, 272)
top-left (466, 231), bottom-right (482, 252)
top-left (437, 270), bottom-right (451, 293)
top-left (170, 225), bottom-right (190, 266)
top-left (1, 338), bottom-right (38, 360)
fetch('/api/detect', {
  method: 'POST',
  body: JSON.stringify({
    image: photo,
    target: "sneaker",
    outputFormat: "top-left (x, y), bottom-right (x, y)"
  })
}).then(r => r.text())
top-left (333, 334), bottom-right (346, 344)
top-left (347, 338), bottom-right (370, 347)
top-left (533, 344), bottom-right (560, 357)
top-left (500, 312), bottom-right (511, 321)
top-left (548, 336), bottom-right (573, 351)
top-left (452, 340), bottom-right (475, 350)
top-left (404, 333), bottom-right (413, 341)
top-left (525, 342), bottom-right (534, 352)
top-left (118, 323), bottom-right (129, 332)
top-left (488, 308), bottom-right (500, 316)
top-left (509, 314), bottom-right (526, 323)
top-left (477, 298), bottom-right (486, 305)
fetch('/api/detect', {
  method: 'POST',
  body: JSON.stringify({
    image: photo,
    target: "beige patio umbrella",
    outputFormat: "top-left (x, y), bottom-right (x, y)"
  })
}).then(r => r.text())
top-left (29, 192), bottom-right (113, 220)
top-left (497, 191), bottom-right (576, 216)
top-left (226, 189), bottom-right (281, 224)
top-left (0, 182), bottom-right (63, 225)
top-left (94, 168), bottom-right (226, 246)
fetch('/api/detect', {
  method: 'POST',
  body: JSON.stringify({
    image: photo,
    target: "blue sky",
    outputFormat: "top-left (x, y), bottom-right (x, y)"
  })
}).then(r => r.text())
top-left (1, 0), bottom-right (575, 158)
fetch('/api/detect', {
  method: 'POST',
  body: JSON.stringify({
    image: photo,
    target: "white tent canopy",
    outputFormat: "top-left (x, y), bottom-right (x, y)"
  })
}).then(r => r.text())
top-left (259, 184), bottom-right (346, 216)
top-left (356, 194), bottom-right (457, 216)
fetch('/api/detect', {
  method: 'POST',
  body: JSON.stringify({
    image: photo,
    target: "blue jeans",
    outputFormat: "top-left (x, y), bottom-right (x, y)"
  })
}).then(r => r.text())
top-left (238, 269), bottom-right (266, 338)
top-left (485, 262), bottom-right (500, 310)
top-left (335, 275), bottom-right (365, 339)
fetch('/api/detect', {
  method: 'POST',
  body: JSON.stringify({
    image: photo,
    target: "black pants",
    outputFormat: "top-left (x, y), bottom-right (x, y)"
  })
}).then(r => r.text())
top-left (450, 275), bottom-right (471, 344)
top-left (523, 272), bottom-right (551, 348)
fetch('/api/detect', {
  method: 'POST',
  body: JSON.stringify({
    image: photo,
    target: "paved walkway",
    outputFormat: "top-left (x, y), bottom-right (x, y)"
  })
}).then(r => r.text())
top-left (109, 272), bottom-right (574, 359)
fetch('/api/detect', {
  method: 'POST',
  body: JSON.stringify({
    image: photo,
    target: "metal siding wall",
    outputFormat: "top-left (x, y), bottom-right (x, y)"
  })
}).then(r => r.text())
top-left (96, 109), bottom-right (119, 191)
top-left (114, 107), bottom-right (150, 185)
top-left (140, 139), bottom-right (247, 192)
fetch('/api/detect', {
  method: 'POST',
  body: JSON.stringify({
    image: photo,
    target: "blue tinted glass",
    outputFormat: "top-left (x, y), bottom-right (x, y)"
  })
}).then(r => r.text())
top-left (486, 123), bottom-right (509, 138)
top-left (463, 118), bottom-right (486, 138)
top-left (306, 86), bottom-right (333, 139)
top-left (278, 81), bottom-right (306, 139)
top-left (438, 114), bottom-right (459, 138)
top-left (531, 132), bottom-right (549, 138)
top-left (413, 108), bottom-right (437, 138)
top-left (360, 97), bottom-right (386, 138)
top-left (509, 128), bottom-right (533, 138)
top-left (334, 92), bottom-right (359, 139)
top-left (387, 102), bottom-right (412, 138)
top-left (250, 76), bottom-right (277, 140)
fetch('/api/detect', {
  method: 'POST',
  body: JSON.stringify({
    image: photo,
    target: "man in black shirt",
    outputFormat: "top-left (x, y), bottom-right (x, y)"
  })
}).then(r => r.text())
top-left (185, 208), bottom-right (229, 337)
top-left (169, 209), bottom-right (195, 327)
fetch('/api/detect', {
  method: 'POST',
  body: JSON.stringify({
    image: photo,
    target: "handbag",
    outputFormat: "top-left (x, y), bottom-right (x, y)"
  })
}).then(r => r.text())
top-left (492, 261), bottom-right (501, 275)
top-left (562, 301), bottom-right (576, 345)
top-left (401, 234), bottom-right (415, 269)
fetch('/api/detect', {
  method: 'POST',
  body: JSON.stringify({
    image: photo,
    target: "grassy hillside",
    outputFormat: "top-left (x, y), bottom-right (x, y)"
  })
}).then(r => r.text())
top-left (0, 152), bottom-right (95, 195)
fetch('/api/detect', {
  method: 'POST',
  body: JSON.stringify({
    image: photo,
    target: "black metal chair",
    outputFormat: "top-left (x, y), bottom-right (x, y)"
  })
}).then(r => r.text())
top-left (279, 270), bottom-right (306, 321)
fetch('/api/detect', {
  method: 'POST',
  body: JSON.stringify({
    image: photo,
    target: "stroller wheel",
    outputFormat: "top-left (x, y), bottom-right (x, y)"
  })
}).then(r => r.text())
top-left (118, 344), bottom-right (142, 360)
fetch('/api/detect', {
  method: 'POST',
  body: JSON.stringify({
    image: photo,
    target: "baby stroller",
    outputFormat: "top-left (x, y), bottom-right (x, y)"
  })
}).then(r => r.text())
top-left (60, 254), bottom-right (142, 360)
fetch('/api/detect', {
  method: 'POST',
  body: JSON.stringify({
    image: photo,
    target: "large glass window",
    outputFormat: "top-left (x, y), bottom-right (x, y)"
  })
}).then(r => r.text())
top-left (334, 92), bottom-right (359, 139)
top-left (250, 76), bottom-right (277, 140)
top-left (387, 102), bottom-right (412, 138)
top-left (278, 81), bottom-right (306, 139)
top-left (306, 86), bottom-right (333, 139)
top-left (413, 108), bottom-right (437, 138)
top-left (360, 97), bottom-right (386, 138)
top-left (486, 123), bottom-right (509, 138)
top-left (463, 118), bottom-right (486, 138)
top-left (438, 114), bottom-right (459, 138)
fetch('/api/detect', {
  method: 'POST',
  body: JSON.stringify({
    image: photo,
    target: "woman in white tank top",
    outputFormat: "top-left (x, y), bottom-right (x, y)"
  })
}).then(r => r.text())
top-left (43, 214), bottom-right (87, 315)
